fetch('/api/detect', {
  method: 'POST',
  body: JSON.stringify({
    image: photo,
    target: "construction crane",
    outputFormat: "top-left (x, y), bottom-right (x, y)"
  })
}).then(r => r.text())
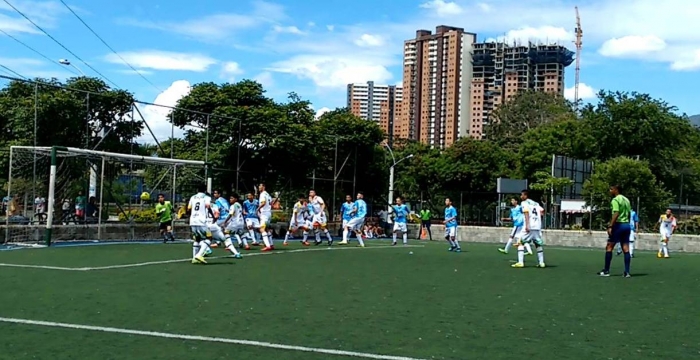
top-left (573, 6), bottom-right (583, 106)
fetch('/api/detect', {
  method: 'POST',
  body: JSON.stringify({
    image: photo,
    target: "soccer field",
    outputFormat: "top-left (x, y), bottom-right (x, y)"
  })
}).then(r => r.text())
top-left (0, 240), bottom-right (698, 360)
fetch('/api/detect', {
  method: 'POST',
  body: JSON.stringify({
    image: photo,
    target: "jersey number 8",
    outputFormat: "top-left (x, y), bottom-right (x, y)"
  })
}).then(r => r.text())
top-left (194, 203), bottom-right (200, 211)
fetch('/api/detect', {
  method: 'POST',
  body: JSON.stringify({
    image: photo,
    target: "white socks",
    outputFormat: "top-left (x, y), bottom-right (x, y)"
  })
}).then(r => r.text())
top-left (660, 242), bottom-right (669, 256)
top-left (403, 233), bottom-right (407, 244)
top-left (517, 245), bottom-right (525, 264)
top-left (356, 232), bottom-right (365, 246)
top-left (223, 238), bottom-right (240, 255)
top-left (629, 241), bottom-right (634, 256)
top-left (315, 231), bottom-right (321, 242)
top-left (392, 233), bottom-right (397, 244)
top-left (302, 231), bottom-right (309, 242)
top-left (261, 231), bottom-right (272, 247)
top-left (504, 238), bottom-right (513, 252)
top-left (324, 229), bottom-right (333, 242)
top-left (342, 229), bottom-right (349, 242)
top-left (195, 240), bottom-right (209, 258)
top-left (248, 229), bottom-right (257, 244)
top-left (524, 243), bottom-right (533, 254)
top-left (536, 247), bottom-right (545, 264)
top-left (192, 242), bottom-right (200, 257)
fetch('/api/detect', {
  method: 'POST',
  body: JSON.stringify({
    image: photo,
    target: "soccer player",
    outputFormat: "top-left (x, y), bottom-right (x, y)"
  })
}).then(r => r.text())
top-left (309, 189), bottom-right (333, 246)
top-left (342, 192), bottom-right (367, 247)
top-left (243, 193), bottom-right (261, 246)
top-left (283, 195), bottom-right (311, 246)
top-left (658, 208), bottom-right (676, 258)
top-left (340, 195), bottom-right (355, 244)
top-left (224, 193), bottom-right (249, 250)
top-left (155, 194), bottom-right (175, 243)
top-left (187, 185), bottom-right (212, 264)
top-left (209, 203), bottom-right (241, 258)
top-left (512, 190), bottom-right (546, 268)
top-left (617, 208), bottom-right (639, 257)
top-left (257, 183), bottom-right (274, 251)
top-left (499, 197), bottom-right (523, 254)
top-left (444, 198), bottom-right (461, 252)
top-left (212, 190), bottom-right (230, 246)
top-left (390, 196), bottom-right (410, 246)
top-left (598, 185), bottom-right (632, 277)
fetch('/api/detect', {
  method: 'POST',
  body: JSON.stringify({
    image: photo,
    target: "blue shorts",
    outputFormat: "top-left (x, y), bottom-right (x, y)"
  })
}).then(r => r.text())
top-left (609, 223), bottom-right (631, 244)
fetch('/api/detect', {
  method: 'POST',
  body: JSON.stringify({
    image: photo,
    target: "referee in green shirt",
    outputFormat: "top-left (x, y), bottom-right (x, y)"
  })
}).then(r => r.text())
top-left (598, 185), bottom-right (632, 277)
top-left (419, 207), bottom-right (432, 240)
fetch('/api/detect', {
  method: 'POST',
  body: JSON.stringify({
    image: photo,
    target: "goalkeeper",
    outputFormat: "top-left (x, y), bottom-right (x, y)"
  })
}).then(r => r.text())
top-left (156, 194), bottom-right (175, 243)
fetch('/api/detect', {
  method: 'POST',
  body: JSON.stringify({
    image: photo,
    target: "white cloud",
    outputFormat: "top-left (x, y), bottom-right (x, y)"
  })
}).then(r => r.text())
top-left (564, 83), bottom-right (597, 102)
top-left (136, 80), bottom-right (192, 144)
top-left (220, 61), bottom-right (243, 81)
top-left (477, 3), bottom-right (492, 12)
top-left (308, 21), bottom-right (316, 27)
top-left (315, 107), bottom-right (330, 119)
top-left (598, 35), bottom-right (666, 58)
top-left (273, 25), bottom-right (304, 34)
top-left (116, 69), bottom-right (154, 76)
top-left (104, 51), bottom-right (217, 72)
top-left (671, 50), bottom-right (700, 71)
top-left (253, 71), bottom-right (274, 88)
top-left (354, 34), bottom-right (383, 47)
top-left (0, 1), bottom-right (65, 34)
top-left (268, 55), bottom-right (393, 88)
top-left (419, 0), bottom-right (463, 17)
top-left (326, 25), bottom-right (334, 31)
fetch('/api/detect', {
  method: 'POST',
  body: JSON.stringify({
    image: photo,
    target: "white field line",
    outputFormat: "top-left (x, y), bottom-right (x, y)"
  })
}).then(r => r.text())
top-left (0, 244), bottom-right (425, 272)
top-left (0, 317), bottom-right (427, 360)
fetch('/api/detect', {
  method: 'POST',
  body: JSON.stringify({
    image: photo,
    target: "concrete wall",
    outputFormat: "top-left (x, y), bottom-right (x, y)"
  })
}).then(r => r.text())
top-left (3, 222), bottom-right (700, 253)
top-left (406, 224), bottom-right (700, 253)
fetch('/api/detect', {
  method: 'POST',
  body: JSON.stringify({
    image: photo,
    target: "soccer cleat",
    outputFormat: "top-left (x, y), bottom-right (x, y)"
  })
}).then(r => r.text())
top-left (327, 241), bottom-right (333, 246)
top-left (244, 245), bottom-right (251, 250)
top-left (657, 252), bottom-right (663, 258)
top-left (283, 242), bottom-right (288, 246)
top-left (233, 253), bottom-right (242, 259)
top-left (454, 248), bottom-right (462, 253)
top-left (302, 241), bottom-right (310, 246)
top-left (597, 270), bottom-right (610, 277)
top-left (261, 246), bottom-right (273, 252)
top-left (664, 255), bottom-right (670, 258)
top-left (194, 256), bottom-right (207, 264)
top-left (204, 248), bottom-right (213, 257)
top-left (616, 251), bottom-right (622, 256)
top-left (252, 242), bottom-right (261, 246)
top-left (537, 263), bottom-right (546, 268)
top-left (498, 248), bottom-right (507, 254)
top-left (357, 244), bottom-right (365, 247)
top-left (338, 241), bottom-right (348, 245)
top-left (191, 258), bottom-right (198, 264)
top-left (448, 247), bottom-right (455, 251)
top-left (511, 262), bottom-right (524, 268)
top-left (391, 242), bottom-right (397, 246)
top-left (623, 272), bottom-right (631, 278)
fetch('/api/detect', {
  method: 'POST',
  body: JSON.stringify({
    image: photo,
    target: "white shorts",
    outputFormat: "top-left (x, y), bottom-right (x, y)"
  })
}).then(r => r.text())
top-left (342, 219), bottom-right (349, 228)
top-left (393, 222), bottom-right (407, 233)
top-left (190, 225), bottom-right (209, 241)
top-left (660, 230), bottom-right (672, 241)
top-left (208, 223), bottom-right (225, 241)
top-left (444, 226), bottom-right (456, 238)
top-left (225, 221), bottom-right (245, 234)
top-left (312, 213), bottom-right (327, 226)
top-left (259, 213), bottom-right (271, 228)
top-left (629, 230), bottom-right (636, 242)
top-left (518, 228), bottom-right (542, 244)
top-left (510, 225), bottom-right (523, 238)
top-left (245, 218), bottom-right (260, 228)
top-left (289, 219), bottom-right (309, 231)
top-left (346, 217), bottom-right (365, 231)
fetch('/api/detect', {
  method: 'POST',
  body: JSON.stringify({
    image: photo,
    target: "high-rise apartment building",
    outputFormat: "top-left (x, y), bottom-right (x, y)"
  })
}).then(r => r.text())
top-left (347, 81), bottom-right (403, 140)
top-left (399, 26), bottom-right (477, 148)
top-left (467, 43), bottom-right (574, 138)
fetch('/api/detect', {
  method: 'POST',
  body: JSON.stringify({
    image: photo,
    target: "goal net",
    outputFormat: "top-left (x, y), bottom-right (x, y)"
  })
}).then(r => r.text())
top-left (3, 146), bottom-right (208, 246)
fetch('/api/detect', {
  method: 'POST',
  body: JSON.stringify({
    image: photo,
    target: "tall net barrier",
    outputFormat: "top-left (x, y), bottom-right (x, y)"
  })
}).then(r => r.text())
top-left (3, 146), bottom-right (207, 246)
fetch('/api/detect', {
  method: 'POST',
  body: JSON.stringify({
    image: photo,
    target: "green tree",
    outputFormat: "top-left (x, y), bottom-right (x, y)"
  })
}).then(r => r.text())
top-left (582, 157), bottom-right (672, 229)
top-left (486, 90), bottom-right (576, 150)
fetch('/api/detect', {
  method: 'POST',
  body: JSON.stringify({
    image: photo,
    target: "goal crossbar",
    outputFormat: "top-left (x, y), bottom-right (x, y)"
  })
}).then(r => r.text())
top-left (10, 146), bottom-right (206, 166)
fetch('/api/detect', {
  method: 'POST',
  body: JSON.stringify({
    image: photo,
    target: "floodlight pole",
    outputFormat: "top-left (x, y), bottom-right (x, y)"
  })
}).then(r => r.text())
top-left (384, 143), bottom-right (413, 223)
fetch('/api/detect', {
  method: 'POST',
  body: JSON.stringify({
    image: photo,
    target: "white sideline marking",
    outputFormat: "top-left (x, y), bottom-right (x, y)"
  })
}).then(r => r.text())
top-left (0, 244), bottom-right (425, 271)
top-left (0, 317), bottom-right (427, 360)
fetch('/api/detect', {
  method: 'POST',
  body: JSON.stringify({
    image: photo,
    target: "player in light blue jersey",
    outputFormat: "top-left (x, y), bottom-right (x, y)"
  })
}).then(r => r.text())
top-left (444, 197), bottom-right (461, 252)
top-left (243, 193), bottom-right (261, 246)
top-left (499, 198), bottom-right (524, 254)
top-left (390, 196), bottom-right (410, 246)
top-left (341, 192), bottom-right (367, 247)
top-left (212, 189), bottom-right (230, 247)
top-left (617, 209), bottom-right (639, 257)
top-left (340, 195), bottom-right (355, 244)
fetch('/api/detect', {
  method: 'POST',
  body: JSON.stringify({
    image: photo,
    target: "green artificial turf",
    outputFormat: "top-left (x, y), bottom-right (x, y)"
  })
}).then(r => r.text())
top-left (0, 241), bottom-right (698, 360)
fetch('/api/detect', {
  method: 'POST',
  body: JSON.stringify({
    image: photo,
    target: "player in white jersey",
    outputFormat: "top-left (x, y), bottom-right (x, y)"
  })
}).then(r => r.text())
top-left (187, 185), bottom-right (212, 264)
top-left (309, 189), bottom-right (334, 246)
top-left (283, 194), bottom-right (311, 246)
top-left (209, 203), bottom-right (241, 258)
top-left (512, 190), bottom-right (546, 268)
top-left (257, 183), bottom-right (275, 251)
top-left (225, 193), bottom-right (249, 250)
top-left (658, 208), bottom-right (676, 258)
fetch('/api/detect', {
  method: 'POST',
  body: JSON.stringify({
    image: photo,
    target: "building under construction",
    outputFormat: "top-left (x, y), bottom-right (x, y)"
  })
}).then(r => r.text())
top-left (467, 42), bottom-right (574, 139)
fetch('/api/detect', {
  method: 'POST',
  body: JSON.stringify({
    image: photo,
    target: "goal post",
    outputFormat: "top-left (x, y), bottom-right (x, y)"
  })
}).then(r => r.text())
top-left (5, 146), bottom-right (208, 247)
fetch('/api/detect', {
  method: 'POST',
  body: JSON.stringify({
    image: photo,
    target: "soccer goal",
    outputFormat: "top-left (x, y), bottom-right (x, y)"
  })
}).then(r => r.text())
top-left (4, 146), bottom-right (208, 246)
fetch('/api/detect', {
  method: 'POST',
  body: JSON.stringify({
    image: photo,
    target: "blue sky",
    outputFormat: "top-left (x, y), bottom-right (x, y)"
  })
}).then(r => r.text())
top-left (2, 0), bottom-right (699, 141)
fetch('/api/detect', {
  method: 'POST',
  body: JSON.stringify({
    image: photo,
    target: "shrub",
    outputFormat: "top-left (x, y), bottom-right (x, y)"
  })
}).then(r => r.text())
top-left (118, 208), bottom-right (158, 223)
